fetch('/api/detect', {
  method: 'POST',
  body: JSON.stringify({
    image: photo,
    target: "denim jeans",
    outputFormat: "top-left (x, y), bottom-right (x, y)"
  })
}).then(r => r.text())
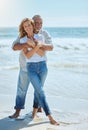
top-left (14, 69), bottom-right (30, 109)
top-left (27, 61), bottom-right (51, 116)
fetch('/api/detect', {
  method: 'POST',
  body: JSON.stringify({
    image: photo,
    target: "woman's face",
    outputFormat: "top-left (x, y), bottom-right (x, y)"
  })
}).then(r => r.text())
top-left (23, 21), bottom-right (33, 35)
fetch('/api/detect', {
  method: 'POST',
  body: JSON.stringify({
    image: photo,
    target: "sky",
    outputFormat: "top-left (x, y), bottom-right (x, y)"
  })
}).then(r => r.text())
top-left (0, 0), bottom-right (88, 27)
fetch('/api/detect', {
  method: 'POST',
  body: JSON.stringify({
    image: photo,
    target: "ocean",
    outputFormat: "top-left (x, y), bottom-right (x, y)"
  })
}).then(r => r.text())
top-left (0, 27), bottom-right (88, 125)
top-left (0, 27), bottom-right (88, 71)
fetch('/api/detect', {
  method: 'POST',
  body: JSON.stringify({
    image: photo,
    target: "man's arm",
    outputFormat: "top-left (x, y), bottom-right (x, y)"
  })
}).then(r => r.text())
top-left (13, 42), bottom-right (29, 50)
top-left (40, 30), bottom-right (54, 51)
top-left (41, 44), bottom-right (53, 51)
top-left (12, 37), bottom-right (27, 50)
top-left (12, 37), bottom-right (35, 51)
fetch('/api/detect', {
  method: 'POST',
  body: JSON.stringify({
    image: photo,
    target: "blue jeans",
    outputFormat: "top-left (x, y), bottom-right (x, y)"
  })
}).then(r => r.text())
top-left (27, 61), bottom-right (51, 116)
top-left (14, 69), bottom-right (30, 109)
top-left (14, 68), bottom-right (42, 109)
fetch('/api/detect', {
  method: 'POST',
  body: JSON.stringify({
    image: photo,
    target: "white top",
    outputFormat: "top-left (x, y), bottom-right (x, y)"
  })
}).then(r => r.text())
top-left (20, 34), bottom-right (47, 63)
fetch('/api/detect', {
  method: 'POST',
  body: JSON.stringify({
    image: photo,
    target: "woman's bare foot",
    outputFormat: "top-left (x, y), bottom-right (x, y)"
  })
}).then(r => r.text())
top-left (48, 115), bottom-right (60, 125)
top-left (32, 108), bottom-right (38, 118)
top-left (50, 119), bottom-right (60, 125)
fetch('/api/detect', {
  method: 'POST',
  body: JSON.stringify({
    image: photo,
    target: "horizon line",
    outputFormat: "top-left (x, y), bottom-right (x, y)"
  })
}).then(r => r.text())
top-left (0, 26), bottom-right (88, 28)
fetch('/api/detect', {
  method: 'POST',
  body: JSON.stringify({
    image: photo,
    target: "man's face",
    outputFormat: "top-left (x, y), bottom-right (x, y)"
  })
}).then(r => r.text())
top-left (34, 17), bottom-right (43, 32)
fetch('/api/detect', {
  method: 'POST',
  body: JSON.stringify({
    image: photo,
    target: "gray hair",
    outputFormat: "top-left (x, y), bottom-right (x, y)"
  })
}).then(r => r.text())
top-left (32, 15), bottom-right (42, 20)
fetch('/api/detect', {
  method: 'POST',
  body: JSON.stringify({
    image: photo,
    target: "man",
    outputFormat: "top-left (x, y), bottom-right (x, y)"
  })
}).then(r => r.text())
top-left (9, 15), bottom-right (53, 118)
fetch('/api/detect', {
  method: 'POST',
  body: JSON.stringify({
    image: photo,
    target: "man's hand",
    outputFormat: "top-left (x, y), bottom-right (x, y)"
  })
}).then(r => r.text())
top-left (36, 42), bottom-right (45, 56)
top-left (37, 48), bottom-right (45, 56)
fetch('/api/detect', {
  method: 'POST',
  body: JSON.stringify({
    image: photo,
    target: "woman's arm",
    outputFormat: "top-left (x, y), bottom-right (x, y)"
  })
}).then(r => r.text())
top-left (26, 39), bottom-right (45, 56)
top-left (23, 44), bottom-right (42, 58)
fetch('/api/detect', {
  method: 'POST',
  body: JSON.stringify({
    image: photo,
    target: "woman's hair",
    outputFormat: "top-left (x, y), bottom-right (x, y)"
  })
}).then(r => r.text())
top-left (19, 18), bottom-right (34, 38)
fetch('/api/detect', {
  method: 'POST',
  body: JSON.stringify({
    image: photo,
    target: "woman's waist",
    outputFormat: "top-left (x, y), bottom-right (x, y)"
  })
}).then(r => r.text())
top-left (26, 54), bottom-right (47, 63)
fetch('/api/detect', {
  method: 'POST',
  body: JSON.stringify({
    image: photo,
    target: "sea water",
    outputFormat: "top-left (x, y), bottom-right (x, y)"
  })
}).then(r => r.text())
top-left (0, 27), bottom-right (88, 70)
top-left (0, 27), bottom-right (88, 124)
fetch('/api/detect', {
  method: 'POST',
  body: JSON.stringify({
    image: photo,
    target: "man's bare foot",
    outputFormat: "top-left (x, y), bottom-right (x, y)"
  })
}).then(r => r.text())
top-left (9, 113), bottom-right (19, 119)
top-left (9, 109), bottom-right (21, 119)
top-left (32, 108), bottom-right (38, 118)
top-left (48, 115), bottom-right (60, 125)
top-left (37, 107), bottom-right (42, 112)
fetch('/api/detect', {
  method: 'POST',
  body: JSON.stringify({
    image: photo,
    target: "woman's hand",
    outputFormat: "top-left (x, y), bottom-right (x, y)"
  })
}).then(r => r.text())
top-left (27, 39), bottom-right (36, 48)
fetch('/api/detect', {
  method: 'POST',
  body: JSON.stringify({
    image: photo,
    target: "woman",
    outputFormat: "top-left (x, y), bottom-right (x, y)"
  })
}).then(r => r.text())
top-left (19, 18), bottom-right (59, 125)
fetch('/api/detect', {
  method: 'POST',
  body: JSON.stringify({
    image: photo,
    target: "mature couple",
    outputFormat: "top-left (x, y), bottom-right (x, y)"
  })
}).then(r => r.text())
top-left (9, 15), bottom-right (59, 125)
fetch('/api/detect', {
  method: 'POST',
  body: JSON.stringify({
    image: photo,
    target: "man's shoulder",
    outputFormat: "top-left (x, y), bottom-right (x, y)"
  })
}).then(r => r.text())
top-left (40, 29), bottom-right (49, 36)
top-left (40, 29), bottom-right (48, 33)
top-left (12, 36), bottom-right (20, 46)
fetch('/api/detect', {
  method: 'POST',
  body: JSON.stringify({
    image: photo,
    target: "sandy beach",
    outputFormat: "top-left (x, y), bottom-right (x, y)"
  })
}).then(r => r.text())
top-left (0, 68), bottom-right (88, 130)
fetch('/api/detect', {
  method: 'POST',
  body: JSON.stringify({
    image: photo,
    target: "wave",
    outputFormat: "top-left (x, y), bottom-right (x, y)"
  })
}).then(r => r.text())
top-left (0, 62), bottom-right (88, 71)
top-left (0, 45), bottom-right (10, 48)
top-left (53, 38), bottom-right (88, 51)
top-left (0, 66), bottom-right (19, 71)
top-left (0, 38), bottom-right (15, 47)
top-left (48, 63), bottom-right (88, 75)
top-left (50, 63), bottom-right (88, 68)
top-left (0, 34), bottom-right (17, 38)
top-left (56, 44), bottom-right (81, 50)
